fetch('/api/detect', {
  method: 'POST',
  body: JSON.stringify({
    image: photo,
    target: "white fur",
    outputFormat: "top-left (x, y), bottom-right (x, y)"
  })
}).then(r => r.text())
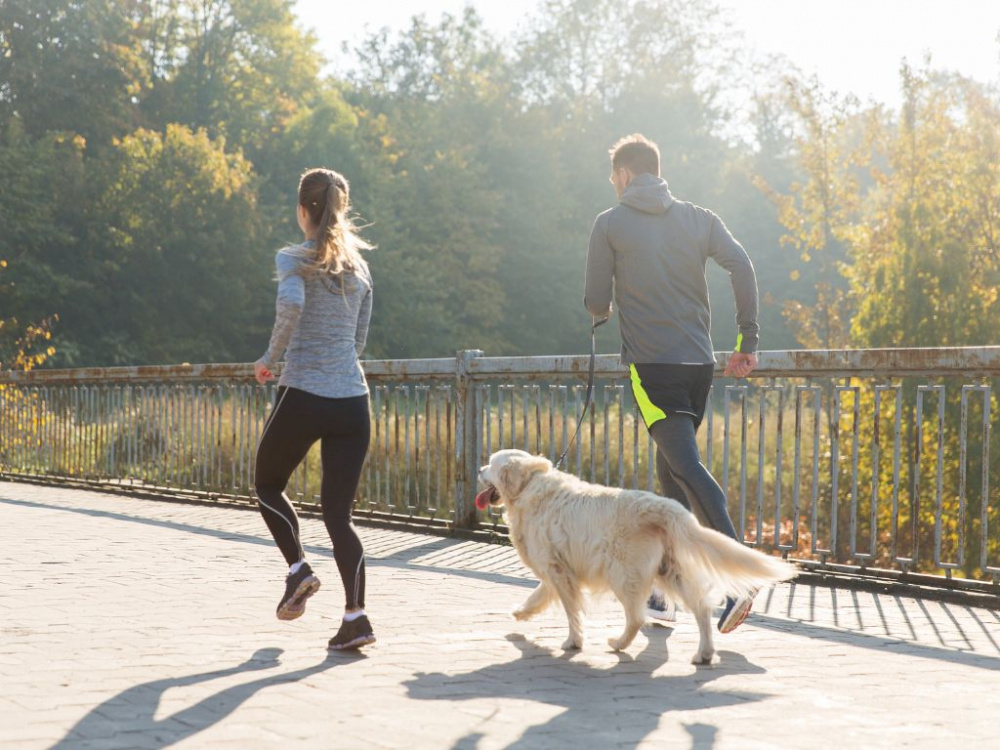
top-left (479, 449), bottom-right (797, 664)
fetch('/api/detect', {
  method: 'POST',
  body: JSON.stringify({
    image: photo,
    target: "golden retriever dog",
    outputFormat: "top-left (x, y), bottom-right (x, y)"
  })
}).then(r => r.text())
top-left (476, 449), bottom-right (796, 664)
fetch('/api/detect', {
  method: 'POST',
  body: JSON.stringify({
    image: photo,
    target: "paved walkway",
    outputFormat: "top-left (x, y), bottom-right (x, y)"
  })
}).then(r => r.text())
top-left (1, 480), bottom-right (998, 750)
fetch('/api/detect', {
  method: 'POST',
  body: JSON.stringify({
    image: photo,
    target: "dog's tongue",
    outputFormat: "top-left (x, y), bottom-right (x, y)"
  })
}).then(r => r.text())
top-left (474, 487), bottom-right (494, 511)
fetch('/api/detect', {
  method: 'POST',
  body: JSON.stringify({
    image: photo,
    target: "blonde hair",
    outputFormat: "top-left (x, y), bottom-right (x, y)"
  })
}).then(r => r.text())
top-left (298, 168), bottom-right (372, 276)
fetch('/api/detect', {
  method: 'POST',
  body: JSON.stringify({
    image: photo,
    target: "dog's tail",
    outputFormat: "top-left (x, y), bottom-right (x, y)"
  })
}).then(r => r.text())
top-left (653, 505), bottom-right (797, 596)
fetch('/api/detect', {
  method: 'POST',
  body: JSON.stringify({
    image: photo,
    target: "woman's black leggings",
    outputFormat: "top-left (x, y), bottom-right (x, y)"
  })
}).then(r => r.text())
top-left (254, 387), bottom-right (370, 610)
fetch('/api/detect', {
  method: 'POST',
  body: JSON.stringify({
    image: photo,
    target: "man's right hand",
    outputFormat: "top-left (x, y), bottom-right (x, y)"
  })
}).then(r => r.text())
top-left (724, 352), bottom-right (758, 379)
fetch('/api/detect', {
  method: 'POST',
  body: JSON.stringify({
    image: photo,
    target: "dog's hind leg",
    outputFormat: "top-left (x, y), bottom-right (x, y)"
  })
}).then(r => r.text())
top-left (675, 578), bottom-right (715, 665)
top-left (513, 582), bottom-right (555, 621)
top-left (607, 581), bottom-right (646, 652)
top-left (547, 567), bottom-right (585, 650)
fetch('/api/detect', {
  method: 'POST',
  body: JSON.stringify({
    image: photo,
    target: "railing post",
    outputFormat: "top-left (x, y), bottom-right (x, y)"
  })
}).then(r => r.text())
top-left (454, 349), bottom-right (484, 529)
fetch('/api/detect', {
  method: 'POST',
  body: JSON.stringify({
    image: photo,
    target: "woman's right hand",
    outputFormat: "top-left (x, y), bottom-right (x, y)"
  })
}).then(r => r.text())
top-left (254, 360), bottom-right (274, 385)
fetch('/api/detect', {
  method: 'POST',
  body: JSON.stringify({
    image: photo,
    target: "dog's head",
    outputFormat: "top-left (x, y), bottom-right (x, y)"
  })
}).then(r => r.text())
top-left (476, 449), bottom-right (553, 510)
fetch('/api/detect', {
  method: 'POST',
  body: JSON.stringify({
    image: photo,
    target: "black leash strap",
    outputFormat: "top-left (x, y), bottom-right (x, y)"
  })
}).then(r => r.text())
top-left (554, 315), bottom-right (609, 470)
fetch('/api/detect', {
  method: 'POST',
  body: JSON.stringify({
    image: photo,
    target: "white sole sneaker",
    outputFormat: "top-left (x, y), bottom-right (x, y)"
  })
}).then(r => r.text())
top-left (646, 599), bottom-right (677, 624)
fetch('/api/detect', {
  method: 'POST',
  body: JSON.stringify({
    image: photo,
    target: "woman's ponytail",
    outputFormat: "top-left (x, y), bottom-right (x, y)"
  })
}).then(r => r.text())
top-left (297, 168), bottom-right (372, 278)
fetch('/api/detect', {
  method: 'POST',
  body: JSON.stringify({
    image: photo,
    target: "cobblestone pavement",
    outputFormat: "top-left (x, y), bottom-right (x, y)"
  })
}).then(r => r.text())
top-left (1, 480), bottom-right (998, 749)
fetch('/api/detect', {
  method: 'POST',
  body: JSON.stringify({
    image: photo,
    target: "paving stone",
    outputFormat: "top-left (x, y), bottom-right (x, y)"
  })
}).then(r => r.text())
top-left (1, 480), bottom-right (999, 749)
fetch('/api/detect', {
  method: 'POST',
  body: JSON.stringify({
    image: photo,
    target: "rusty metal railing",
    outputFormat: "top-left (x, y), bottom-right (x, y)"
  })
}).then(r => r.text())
top-left (1, 347), bottom-right (998, 597)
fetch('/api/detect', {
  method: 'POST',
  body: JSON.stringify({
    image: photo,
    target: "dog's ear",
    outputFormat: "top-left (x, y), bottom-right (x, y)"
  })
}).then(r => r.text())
top-left (519, 454), bottom-right (552, 476)
top-left (495, 454), bottom-right (551, 499)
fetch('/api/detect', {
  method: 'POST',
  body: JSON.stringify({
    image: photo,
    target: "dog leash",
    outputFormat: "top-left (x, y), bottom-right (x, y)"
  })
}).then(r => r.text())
top-left (554, 315), bottom-right (609, 470)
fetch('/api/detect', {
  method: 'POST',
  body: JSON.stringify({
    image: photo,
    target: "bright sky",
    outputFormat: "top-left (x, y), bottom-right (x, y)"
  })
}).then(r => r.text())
top-left (294, 0), bottom-right (1000, 108)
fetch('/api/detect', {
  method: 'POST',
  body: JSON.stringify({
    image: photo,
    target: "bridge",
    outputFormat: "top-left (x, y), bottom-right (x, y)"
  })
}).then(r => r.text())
top-left (2, 346), bottom-right (998, 601)
top-left (1, 348), bottom-right (999, 746)
top-left (2, 479), bottom-right (998, 748)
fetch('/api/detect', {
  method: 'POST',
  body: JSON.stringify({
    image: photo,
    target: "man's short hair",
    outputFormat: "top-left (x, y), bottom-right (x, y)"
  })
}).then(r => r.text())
top-left (609, 134), bottom-right (660, 176)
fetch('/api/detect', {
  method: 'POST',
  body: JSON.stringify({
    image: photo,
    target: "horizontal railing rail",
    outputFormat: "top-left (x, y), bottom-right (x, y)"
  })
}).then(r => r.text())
top-left (2, 346), bottom-right (998, 598)
top-left (4, 346), bottom-right (1000, 384)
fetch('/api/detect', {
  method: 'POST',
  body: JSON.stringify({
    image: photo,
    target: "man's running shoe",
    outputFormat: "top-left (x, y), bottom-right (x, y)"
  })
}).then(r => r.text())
top-left (276, 563), bottom-right (321, 621)
top-left (717, 589), bottom-right (759, 633)
top-left (328, 615), bottom-right (377, 651)
top-left (646, 591), bottom-right (677, 624)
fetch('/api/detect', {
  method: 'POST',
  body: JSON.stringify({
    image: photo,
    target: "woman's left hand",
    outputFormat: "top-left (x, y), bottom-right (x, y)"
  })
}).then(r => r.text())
top-left (254, 360), bottom-right (274, 385)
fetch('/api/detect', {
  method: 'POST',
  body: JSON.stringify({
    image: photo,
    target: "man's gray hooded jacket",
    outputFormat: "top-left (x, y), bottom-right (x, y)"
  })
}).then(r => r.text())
top-left (585, 173), bottom-right (759, 365)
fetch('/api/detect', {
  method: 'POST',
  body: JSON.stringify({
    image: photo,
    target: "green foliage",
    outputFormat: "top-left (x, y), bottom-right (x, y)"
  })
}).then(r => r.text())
top-left (0, 0), bottom-right (874, 366)
top-left (89, 124), bottom-right (267, 364)
top-left (849, 66), bottom-right (1000, 348)
top-left (141, 0), bottom-right (322, 157)
top-left (765, 66), bottom-right (1000, 576)
top-left (0, 0), bottom-right (146, 144)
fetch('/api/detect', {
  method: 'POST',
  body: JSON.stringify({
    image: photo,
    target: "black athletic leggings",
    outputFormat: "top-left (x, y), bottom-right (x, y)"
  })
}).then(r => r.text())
top-left (650, 416), bottom-right (739, 541)
top-left (254, 386), bottom-right (371, 609)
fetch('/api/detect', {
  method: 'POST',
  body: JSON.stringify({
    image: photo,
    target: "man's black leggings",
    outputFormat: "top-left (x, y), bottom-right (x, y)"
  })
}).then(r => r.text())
top-left (650, 416), bottom-right (739, 541)
top-left (254, 386), bottom-right (370, 610)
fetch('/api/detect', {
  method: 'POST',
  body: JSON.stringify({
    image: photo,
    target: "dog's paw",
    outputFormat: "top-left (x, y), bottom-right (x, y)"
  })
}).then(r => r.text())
top-left (561, 636), bottom-right (583, 651)
top-left (512, 608), bottom-right (534, 622)
top-left (607, 635), bottom-right (634, 652)
top-left (690, 649), bottom-right (716, 666)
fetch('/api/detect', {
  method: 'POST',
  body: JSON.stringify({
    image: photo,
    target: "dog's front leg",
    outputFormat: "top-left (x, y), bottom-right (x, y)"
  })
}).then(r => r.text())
top-left (514, 582), bottom-right (554, 621)
top-left (547, 567), bottom-right (584, 650)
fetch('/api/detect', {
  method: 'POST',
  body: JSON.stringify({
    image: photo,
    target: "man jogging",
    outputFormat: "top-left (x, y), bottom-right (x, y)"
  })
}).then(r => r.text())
top-left (584, 133), bottom-right (760, 633)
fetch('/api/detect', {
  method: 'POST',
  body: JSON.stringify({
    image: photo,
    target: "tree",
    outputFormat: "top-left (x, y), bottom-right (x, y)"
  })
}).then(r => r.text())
top-left (0, 118), bottom-right (86, 364)
top-left (0, 0), bottom-right (146, 144)
top-left (769, 64), bottom-right (1000, 575)
top-left (80, 124), bottom-right (267, 364)
top-left (343, 10), bottom-right (513, 357)
top-left (146, 0), bottom-right (321, 157)
top-left (849, 65), bottom-right (1000, 349)
top-left (755, 78), bottom-right (871, 349)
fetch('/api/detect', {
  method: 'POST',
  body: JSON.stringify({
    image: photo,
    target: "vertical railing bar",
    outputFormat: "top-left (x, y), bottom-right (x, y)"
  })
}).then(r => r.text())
top-left (756, 386), bottom-right (767, 547)
top-left (913, 387), bottom-right (925, 568)
top-left (774, 386), bottom-right (784, 553)
top-left (809, 383), bottom-right (821, 556)
top-left (404, 385), bottom-right (412, 513)
top-left (958, 386), bottom-right (970, 570)
top-left (889, 384), bottom-right (902, 563)
top-left (934, 385), bottom-right (946, 569)
top-left (522, 386), bottom-right (530, 453)
top-left (722, 386), bottom-right (731, 502)
top-left (980, 385), bottom-right (994, 573)
top-left (739, 386), bottom-right (748, 543)
top-left (603, 384), bottom-right (610, 485)
top-left (613, 383), bottom-right (625, 487)
top-left (533, 384), bottom-right (542, 456)
top-left (548, 385), bottom-right (556, 462)
top-left (848, 385), bottom-right (861, 560)
top-left (705, 384), bottom-right (714, 474)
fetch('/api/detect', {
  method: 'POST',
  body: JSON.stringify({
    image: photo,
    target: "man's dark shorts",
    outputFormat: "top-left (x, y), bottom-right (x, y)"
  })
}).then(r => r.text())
top-left (628, 363), bottom-right (716, 430)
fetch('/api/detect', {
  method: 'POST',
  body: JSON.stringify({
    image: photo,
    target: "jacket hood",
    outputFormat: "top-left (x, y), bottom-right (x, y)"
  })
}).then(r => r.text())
top-left (621, 173), bottom-right (675, 214)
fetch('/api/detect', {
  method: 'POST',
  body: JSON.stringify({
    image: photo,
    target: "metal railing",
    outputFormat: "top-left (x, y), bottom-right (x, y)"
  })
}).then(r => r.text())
top-left (1, 347), bottom-right (998, 597)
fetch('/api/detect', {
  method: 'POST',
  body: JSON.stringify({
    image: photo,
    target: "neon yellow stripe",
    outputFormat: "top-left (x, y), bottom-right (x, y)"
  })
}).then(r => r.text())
top-left (629, 364), bottom-right (667, 429)
top-left (736, 332), bottom-right (743, 352)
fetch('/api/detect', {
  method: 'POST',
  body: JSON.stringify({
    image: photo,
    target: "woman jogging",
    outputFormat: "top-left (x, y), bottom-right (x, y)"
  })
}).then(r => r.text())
top-left (253, 167), bottom-right (376, 651)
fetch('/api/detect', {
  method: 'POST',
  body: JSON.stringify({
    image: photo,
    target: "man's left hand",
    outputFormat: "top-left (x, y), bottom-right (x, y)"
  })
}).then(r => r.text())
top-left (724, 352), bottom-right (758, 379)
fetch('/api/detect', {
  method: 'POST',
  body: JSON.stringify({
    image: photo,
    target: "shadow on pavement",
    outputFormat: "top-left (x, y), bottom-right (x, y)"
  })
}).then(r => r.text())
top-left (750, 613), bottom-right (1000, 671)
top-left (49, 647), bottom-right (350, 749)
top-left (404, 629), bottom-right (767, 750)
top-left (9, 495), bottom-right (999, 675)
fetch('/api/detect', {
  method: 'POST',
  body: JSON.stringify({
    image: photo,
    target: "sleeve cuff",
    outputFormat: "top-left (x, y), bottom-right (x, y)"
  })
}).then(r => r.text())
top-left (736, 332), bottom-right (758, 354)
